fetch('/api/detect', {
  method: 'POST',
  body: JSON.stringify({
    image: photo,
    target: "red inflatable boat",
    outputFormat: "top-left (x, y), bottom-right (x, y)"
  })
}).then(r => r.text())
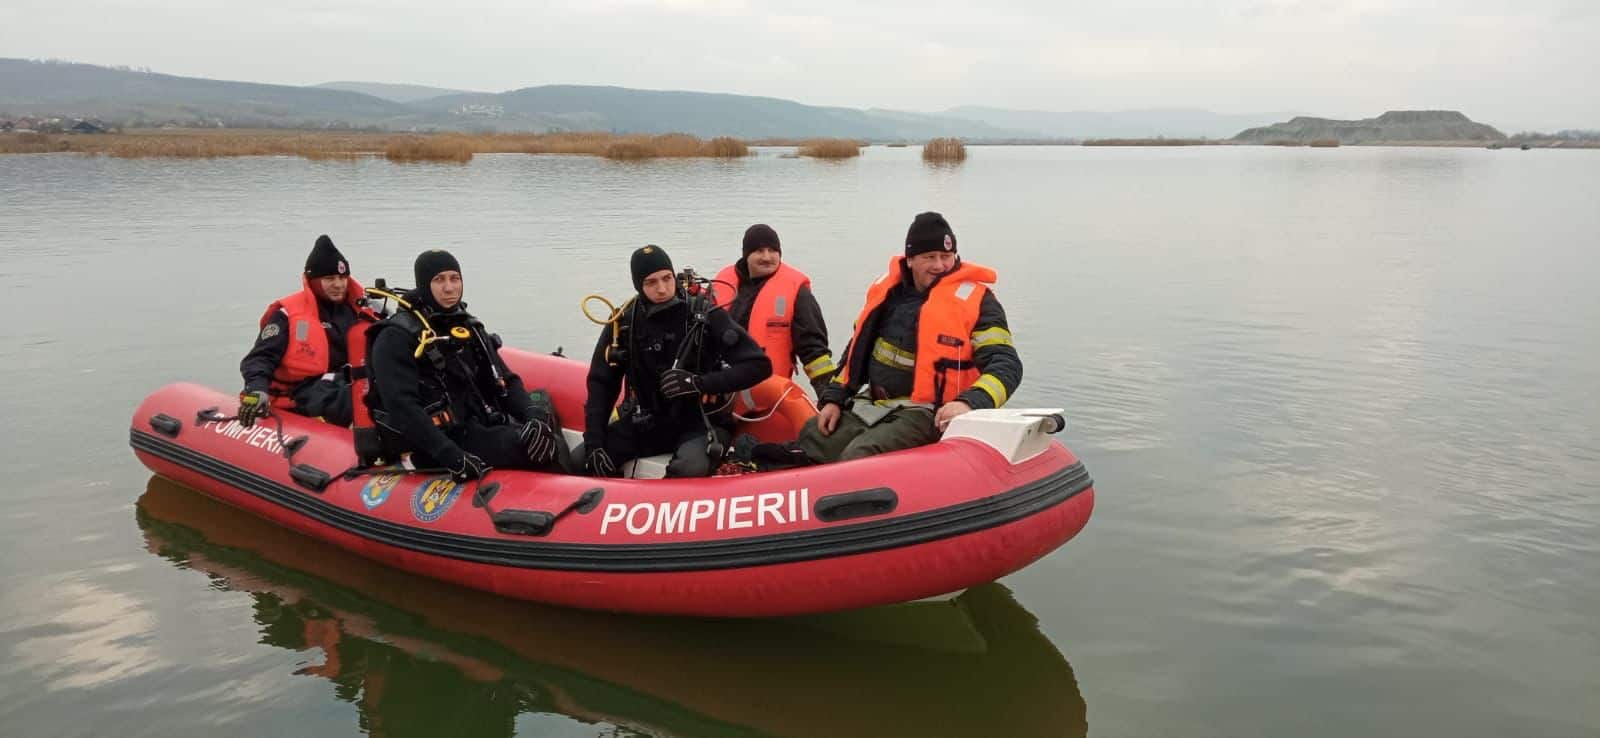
top-left (129, 349), bottom-right (1094, 617)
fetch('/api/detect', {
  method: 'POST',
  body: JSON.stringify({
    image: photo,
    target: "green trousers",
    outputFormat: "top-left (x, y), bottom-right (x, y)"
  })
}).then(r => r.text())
top-left (797, 405), bottom-right (941, 463)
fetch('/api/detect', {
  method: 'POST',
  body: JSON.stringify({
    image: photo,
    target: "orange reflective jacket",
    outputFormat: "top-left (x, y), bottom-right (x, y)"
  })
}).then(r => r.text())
top-left (836, 256), bottom-right (997, 406)
top-left (259, 276), bottom-right (375, 406)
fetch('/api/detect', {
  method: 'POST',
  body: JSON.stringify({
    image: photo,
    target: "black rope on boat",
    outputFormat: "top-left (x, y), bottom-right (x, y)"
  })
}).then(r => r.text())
top-left (337, 463), bottom-right (451, 481)
top-left (196, 406), bottom-right (306, 472)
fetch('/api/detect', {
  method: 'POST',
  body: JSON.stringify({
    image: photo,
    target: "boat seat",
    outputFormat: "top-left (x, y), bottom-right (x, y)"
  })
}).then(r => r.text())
top-left (560, 427), bottom-right (672, 480)
top-left (620, 454), bottom-right (672, 480)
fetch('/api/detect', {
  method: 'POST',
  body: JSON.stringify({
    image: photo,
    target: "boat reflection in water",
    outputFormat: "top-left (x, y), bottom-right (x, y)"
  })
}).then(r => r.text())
top-left (137, 476), bottom-right (1087, 738)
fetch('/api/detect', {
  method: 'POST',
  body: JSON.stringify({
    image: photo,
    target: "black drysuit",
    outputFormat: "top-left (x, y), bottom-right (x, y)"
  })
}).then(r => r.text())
top-left (583, 293), bottom-right (771, 477)
top-left (365, 302), bottom-right (553, 473)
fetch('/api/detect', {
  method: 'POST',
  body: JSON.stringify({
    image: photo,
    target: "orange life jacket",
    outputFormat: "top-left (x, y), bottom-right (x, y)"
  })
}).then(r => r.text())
top-left (714, 261), bottom-right (811, 380)
top-left (836, 256), bottom-right (996, 406)
top-left (729, 374), bottom-right (819, 443)
top-left (258, 276), bottom-right (376, 408)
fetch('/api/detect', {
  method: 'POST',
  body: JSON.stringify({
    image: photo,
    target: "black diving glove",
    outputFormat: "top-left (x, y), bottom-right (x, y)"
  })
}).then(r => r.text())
top-left (587, 447), bottom-right (619, 478)
top-left (449, 452), bottom-right (491, 482)
top-left (658, 368), bottom-right (701, 400)
top-left (519, 419), bottom-right (558, 465)
top-left (237, 390), bottom-right (270, 428)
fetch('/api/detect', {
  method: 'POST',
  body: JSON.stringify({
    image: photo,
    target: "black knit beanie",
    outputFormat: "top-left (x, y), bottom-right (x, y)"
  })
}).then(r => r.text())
top-left (742, 224), bottom-right (780, 257)
top-left (630, 244), bottom-right (674, 293)
top-left (413, 249), bottom-right (462, 296)
top-left (304, 235), bottom-right (349, 279)
top-left (904, 212), bottom-right (957, 258)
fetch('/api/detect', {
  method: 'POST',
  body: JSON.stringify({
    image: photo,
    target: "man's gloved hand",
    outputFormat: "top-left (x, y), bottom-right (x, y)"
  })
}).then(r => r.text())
top-left (587, 447), bottom-right (619, 478)
top-left (448, 452), bottom-right (491, 482)
top-left (237, 390), bottom-right (270, 428)
top-left (658, 368), bottom-right (701, 400)
top-left (519, 419), bottom-right (558, 465)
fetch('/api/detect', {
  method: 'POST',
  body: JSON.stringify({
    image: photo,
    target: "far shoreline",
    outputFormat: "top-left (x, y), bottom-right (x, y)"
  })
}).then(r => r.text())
top-left (2, 128), bottom-right (1595, 160)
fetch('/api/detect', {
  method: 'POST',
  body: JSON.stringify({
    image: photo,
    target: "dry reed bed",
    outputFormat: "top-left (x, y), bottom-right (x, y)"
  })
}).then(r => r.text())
top-left (796, 139), bottom-right (865, 159)
top-left (0, 130), bottom-right (753, 162)
top-left (922, 137), bottom-right (967, 162)
top-left (385, 135), bottom-right (474, 163)
top-left (0, 132), bottom-right (66, 153)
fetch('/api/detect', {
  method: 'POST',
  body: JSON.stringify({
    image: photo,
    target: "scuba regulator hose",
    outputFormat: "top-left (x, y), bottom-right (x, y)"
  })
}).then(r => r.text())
top-left (366, 285), bottom-right (449, 360)
top-left (582, 293), bottom-right (633, 367)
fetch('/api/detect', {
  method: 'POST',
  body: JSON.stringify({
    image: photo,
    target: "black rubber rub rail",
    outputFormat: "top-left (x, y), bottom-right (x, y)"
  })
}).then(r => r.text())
top-left (131, 428), bottom-right (1092, 573)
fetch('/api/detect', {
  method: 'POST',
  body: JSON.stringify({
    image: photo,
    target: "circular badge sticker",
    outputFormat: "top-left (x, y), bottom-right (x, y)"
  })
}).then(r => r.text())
top-left (360, 473), bottom-right (404, 510)
top-left (411, 477), bottom-right (461, 523)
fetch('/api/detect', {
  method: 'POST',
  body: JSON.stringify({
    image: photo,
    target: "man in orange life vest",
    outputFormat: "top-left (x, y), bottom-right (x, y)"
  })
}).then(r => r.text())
top-left (238, 235), bottom-right (376, 428)
top-left (712, 224), bottom-right (837, 394)
top-left (798, 212), bottom-right (1022, 462)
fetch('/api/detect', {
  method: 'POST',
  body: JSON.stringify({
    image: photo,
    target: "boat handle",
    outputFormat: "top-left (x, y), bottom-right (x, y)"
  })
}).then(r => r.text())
top-left (290, 464), bottom-right (332, 493)
top-left (491, 509), bottom-right (554, 536)
top-left (813, 487), bottom-right (898, 522)
top-left (148, 414), bottom-right (182, 438)
top-left (488, 487), bottom-right (604, 537)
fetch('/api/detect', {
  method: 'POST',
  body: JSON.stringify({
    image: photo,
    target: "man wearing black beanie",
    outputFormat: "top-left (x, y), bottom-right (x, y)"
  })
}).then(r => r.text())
top-left (238, 234), bottom-right (377, 428)
top-left (711, 224), bottom-right (837, 395)
top-left (798, 211), bottom-right (1023, 463)
top-left (363, 249), bottom-right (564, 480)
top-left (582, 245), bottom-right (771, 478)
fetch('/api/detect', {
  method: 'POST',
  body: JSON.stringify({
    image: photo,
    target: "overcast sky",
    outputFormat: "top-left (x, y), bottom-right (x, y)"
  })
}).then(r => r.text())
top-left (3, 0), bottom-right (1595, 130)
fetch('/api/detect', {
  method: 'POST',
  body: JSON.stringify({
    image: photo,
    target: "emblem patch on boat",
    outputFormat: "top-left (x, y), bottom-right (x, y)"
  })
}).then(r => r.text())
top-left (411, 477), bottom-right (461, 523)
top-left (360, 473), bottom-right (404, 510)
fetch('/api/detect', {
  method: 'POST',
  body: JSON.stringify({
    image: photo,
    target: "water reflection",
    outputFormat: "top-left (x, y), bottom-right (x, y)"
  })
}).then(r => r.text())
top-left (136, 476), bottom-right (1087, 738)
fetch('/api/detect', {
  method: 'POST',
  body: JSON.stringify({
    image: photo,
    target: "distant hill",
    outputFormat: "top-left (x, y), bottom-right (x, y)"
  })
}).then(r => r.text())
top-left (6, 59), bottom-right (1505, 144)
top-left (1233, 110), bottom-right (1506, 143)
top-left (0, 58), bottom-right (406, 127)
top-left (315, 81), bottom-right (477, 103)
top-left (0, 60), bottom-right (1027, 137)
top-left (409, 85), bottom-right (1025, 139)
top-left (944, 106), bottom-right (1294, 140)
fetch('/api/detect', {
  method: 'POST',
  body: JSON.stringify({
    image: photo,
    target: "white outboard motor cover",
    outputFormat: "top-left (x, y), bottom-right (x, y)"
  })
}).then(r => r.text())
top-left (941, 408), bottom-right (1066, 464)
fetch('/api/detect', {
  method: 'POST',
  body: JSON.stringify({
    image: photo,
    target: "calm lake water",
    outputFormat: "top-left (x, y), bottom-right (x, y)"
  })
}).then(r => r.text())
top-left (1, 145), bottom-right (1597, 737)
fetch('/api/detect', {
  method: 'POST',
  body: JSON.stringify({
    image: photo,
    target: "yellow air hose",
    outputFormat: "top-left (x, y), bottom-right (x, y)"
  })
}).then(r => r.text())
top-left (366, 287), bottom-right (444, 359)
top-left (582, 294), bottom-right (634, 366)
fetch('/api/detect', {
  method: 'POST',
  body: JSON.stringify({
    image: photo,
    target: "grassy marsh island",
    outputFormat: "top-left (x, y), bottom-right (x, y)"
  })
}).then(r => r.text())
top-left (922, 137), bottom-right (967, 161)
top-left (0, 129), bottom-right (756, 162)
